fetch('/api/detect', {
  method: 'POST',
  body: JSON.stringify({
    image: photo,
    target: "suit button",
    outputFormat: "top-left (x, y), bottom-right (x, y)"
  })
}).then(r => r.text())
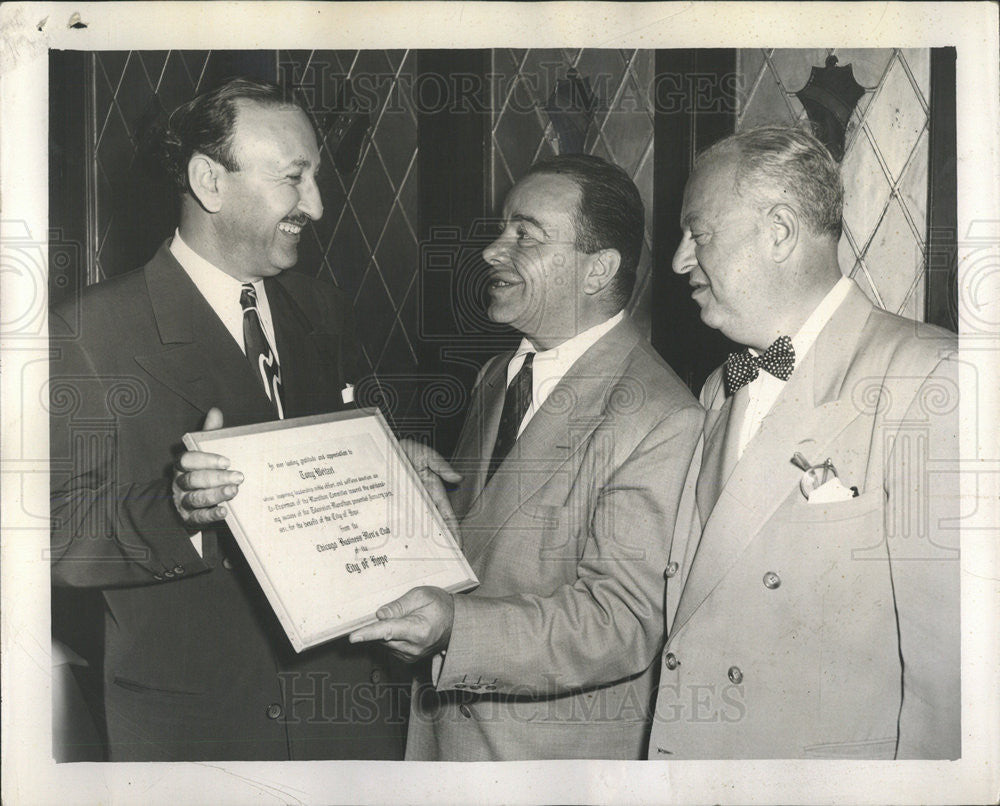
top-left (264, 703), bottom-right (283, 720)
top-left (664, 652), bottom-right (680, 670)
top-left (454, 683), bottom-right (466, 689)
top-left (370, 669), bottom-right (382, 684)
top-left (162, 570), bottom-right (175, 579)
top-left (762, 571), bottom-right (781, 589)
top-left (153, 574), bottom-right (163, 581)
top-left (728, 666), bottom-right (743, 684)
top-left (484, 684), bottom-right (497, 691)
top-left (459, 704), bottom-right (472, 718)
top-left (173, 565), bottom-right (185, 575)
top-left (222, 558), bottom-right (234, 571)
top-left (664, 561), bottom-right (679, 579)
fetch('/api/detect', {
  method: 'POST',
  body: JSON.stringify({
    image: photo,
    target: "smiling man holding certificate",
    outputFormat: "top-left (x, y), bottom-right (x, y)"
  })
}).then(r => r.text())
top-left (350, 155), bottom-right (703, 761)
top-left (49, 78), bottom-right (412, 761)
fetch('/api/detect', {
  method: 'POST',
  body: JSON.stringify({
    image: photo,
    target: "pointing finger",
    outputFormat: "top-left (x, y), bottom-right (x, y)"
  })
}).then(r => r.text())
top-left (350, 620), bottom-right (397, 644)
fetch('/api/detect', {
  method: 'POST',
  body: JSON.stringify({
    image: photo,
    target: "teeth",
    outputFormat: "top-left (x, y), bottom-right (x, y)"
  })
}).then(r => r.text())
top-left (278, 222), bottom-right (303, 234)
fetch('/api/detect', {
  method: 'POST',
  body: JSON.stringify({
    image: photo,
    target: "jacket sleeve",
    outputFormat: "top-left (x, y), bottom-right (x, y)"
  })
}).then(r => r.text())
top-left (436, 401), bottom-right (704, 695)
top-left (885, 353), bottom-right (961, 758)
top-left (49, 309), bottom-right (210, 589)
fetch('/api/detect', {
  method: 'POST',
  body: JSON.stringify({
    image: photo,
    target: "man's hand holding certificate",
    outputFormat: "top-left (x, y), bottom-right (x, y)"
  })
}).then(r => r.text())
top-left (181, 409), bottom-right (477, 653)
top-left (349, 585), bottom-right (456, 662)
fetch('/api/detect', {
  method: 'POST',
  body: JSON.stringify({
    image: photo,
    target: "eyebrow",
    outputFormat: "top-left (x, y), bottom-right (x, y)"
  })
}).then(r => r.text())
top-left (509, 213), bottom-right (549, 237)
top-left (282, 157), bottom-right (313, 171)
top-left (680, 212), bottom-right (699, 229)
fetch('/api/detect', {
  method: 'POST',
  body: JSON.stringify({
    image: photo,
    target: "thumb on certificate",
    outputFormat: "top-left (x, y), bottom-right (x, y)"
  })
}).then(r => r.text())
top-left (375, 588), bottom-right (424, 620)
top-left (203, 407), bottom-right (225, 431)
top-left (422, 450), bottom-right (461, 484)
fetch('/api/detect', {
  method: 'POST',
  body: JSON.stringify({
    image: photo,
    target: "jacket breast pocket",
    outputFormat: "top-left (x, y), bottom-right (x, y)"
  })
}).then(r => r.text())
top-left (780, 487), bottom-right (885, 524)
top-left (772, 487), bottom-right (887, 564)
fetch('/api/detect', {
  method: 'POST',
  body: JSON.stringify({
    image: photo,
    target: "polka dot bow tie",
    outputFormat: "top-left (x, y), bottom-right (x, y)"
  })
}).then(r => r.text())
top-left (723, 335), bottom-right (796, 397)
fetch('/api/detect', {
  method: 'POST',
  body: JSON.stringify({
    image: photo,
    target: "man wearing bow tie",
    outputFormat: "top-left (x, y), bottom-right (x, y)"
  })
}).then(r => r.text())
top-left (49, 78), bottom-right (407, 761)
top-left (649, 126), bottom-right (960, 759)
top-left (350, 154), bottom-right (703, 760)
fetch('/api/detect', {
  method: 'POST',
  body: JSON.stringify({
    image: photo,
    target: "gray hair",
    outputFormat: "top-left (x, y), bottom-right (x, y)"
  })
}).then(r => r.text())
top-left (697, 126), bottom-right (844, 239)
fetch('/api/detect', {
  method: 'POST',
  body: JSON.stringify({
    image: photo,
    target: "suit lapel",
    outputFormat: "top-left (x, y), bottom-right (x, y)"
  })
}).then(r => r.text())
top-left (461, 320), bottom-right (640, 567)
top-left (695, 385), bottom-right (746, 525)
top-left (672, 284), bottom-right (877, 633)
top-left (133, 244), bottom-right (274, 424)
top-left (265, 278), bottom-right (345, 418)
top-left (449, 353), bottom-right (511, 524)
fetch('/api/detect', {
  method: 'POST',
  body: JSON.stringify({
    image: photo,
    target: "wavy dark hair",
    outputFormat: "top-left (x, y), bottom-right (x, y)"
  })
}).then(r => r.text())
top-left (525, 154), bottom-right (644, 313)
top-left (157, 77), bottom-right (297, 194)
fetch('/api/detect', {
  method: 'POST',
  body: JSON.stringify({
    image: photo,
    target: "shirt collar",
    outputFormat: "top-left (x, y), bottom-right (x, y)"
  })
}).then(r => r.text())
top-left (748, 275), bottom-right (853, 365)
top-left (170, 229), bottom-right (264, 308)
top-left (788, 275), bottom-right (854, 363)
top-left (508, 310), bottom-right (625, 403)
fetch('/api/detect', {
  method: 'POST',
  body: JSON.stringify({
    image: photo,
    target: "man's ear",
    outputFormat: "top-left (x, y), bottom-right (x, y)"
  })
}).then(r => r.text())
top-left (768, 204), bottom-right (798, 263)
top-left (582, 249), bottom-right (622, 296)
top-left (187, 153), bottom-right (224, 214)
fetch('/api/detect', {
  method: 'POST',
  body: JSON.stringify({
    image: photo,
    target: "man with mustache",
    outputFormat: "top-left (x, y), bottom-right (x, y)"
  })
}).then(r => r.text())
top-left (49, 78), bottom-right (407, 761)
top-left (351, 154), bottom-right (703, 760)
top-left (649, 126), bottom-right (960, 759)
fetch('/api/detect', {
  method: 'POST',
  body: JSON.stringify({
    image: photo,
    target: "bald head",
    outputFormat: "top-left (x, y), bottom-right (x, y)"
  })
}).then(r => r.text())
top-left (673, 126), bottom-right (846, 349)
top-left (697, 126), bottom-right (844, 241)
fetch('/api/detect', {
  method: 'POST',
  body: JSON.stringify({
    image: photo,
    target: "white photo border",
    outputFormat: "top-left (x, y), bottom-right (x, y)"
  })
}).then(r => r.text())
top-left (2, 2), bottom-right (998, 804)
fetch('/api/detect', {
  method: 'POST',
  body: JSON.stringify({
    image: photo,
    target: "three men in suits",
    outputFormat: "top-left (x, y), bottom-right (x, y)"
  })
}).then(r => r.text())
top-left (49, 79), bottom-right (407, 761)
top-left (351, 155), bottom-right (703, 760)
top-left (649, 126), bottom-right (960, 759)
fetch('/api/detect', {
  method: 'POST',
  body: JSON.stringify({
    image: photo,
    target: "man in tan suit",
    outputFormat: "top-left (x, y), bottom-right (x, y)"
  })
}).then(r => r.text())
top-left (649, 126), bottom-right (960, 759)
top-left (351, 154), bottom-right (703, 760)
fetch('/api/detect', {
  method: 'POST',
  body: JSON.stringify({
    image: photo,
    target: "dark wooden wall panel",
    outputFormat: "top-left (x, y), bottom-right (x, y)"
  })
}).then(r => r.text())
top-left (926, 47), bottom-right (958, 331)
top-left (651, 49), bottom-right (738, 394)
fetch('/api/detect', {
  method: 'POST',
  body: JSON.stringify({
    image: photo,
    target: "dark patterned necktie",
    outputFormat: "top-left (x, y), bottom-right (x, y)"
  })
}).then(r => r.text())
top-left (240, 283), bottom-right (284, 418)
top-left (487, 352), bottom-right (534, 483)
top-left (723, 335), bottom-right (795, 397)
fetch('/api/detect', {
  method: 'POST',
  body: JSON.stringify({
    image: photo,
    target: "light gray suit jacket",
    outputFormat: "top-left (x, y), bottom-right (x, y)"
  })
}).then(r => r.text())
top-left (406, 318), bottom-right (703, 760)
top-left (649, 283), bottom-right (960, 759)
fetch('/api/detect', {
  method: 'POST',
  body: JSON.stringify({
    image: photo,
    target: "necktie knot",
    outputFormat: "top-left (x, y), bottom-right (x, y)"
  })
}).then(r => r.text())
top-left (240, 283), bottom-right (257, 310)
top-left (723, 335), bottom-right (795, 397)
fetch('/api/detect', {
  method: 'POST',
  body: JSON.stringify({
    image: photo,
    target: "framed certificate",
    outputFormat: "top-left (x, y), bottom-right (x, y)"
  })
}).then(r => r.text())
top-left (184, 408), bottom-right (478, 652)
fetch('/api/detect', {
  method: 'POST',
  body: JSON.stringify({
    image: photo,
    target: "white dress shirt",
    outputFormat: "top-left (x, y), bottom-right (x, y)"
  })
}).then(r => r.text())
top-left (506, 310), bottom-right (625, 436)
top-left (170, 230), bottom-right (281, 365)
top-left (737, 276), bottom-right (854, 456)
top-left (169, 230), bottom-right (284, 556)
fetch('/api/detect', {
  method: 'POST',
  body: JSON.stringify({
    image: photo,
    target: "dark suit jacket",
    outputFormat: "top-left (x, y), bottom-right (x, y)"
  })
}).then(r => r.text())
top-left (49, 243), bottom-right (408, 761)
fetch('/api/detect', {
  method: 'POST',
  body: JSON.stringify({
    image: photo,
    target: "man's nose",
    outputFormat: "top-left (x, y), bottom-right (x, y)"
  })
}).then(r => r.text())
top-left (298, 177), bottom-right (324, 221)
top-left (482, 235), bottom-right (506, 265)
top-left (672, 235), bottom-right (695, 275)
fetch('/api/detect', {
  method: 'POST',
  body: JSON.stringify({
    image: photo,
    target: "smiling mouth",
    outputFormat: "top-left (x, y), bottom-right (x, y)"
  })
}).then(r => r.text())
top-left (278, 221), bottom-right (304, 236)
top-left (488, 275), bottom-right (522, 291)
